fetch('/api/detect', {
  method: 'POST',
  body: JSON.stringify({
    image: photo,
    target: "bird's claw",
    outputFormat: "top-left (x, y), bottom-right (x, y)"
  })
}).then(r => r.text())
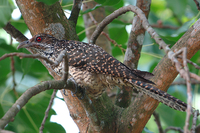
top-left (67, 78), bottom-right (85, 100)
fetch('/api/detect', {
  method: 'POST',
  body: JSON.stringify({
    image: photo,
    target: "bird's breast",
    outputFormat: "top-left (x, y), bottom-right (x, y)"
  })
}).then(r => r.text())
top-left (68, 66), bottom-right (131, 98)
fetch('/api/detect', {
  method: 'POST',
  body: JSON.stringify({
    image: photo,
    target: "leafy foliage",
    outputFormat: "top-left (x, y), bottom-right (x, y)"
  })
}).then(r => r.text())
top-left (0, 0), bottom-right (14, 28)
top-left (35, 0), bottom-right (59, 5)
top-left (0, 0), bottom-right (200, 133)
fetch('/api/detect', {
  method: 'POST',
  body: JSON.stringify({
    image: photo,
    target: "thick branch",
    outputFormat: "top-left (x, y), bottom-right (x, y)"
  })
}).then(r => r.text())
top-left (69, 0), bottom-right (82, 26)
top-left (3, 22), bottom-right (27, 42)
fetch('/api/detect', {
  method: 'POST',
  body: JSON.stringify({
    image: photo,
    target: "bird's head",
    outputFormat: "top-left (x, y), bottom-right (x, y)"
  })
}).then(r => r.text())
top-left (17, 33), bottom-right (57, 54)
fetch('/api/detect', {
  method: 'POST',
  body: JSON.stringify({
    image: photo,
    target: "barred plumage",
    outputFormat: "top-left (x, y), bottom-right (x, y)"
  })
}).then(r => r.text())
top-left (17, 33), bottom-right (187, 111)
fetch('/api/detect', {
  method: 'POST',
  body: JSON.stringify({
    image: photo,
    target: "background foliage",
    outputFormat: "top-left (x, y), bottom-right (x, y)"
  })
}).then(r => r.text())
top-left (0, 0), bottom-right (199, 132)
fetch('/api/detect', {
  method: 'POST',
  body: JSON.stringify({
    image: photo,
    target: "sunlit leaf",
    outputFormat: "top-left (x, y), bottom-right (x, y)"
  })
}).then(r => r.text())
top-left (166, 0), bottom-right (187, 19)
top-left (94, 0), bottom-right (121, 6)
top-left (45, 122), bottom-right (65, 133)
top-left (0, 0), bottom-right (14, 28)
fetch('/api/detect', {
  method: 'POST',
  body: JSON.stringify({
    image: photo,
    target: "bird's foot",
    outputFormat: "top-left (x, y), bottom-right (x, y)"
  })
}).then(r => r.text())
top-left (67, 77), bottom-right (85, 100)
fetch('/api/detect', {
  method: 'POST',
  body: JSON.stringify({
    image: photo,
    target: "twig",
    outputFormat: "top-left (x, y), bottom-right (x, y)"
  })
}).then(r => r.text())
top-left (187, 59), bottom-right (200, 70)
top-left (193, 0), bottom-right (200, 10)
top-left (164, 126), bottom-right (183, 133)
top-left (39, 89), bottom-right (57, 133)
top-left (151, 24), bottom-right (179, 30)
top-left (190, 73), bottom-right (200, 82)
top-left (191, 110), bottom-right (199, 133)
top-left (171, 80), bottom-right (200, 85)
top-left (0, 53), bottom-right (55, 65)
top-left (117, 18), bottom-right (179, 30)
top-left (69, 0), bottom-right (83, 25)
top-left (9, 35), bottom-right (18, 97)
top-left (101, 32), bottom-right (126, 53)
top-left (177, 55), bottom-right (200, 70)
top-left (153, 112), bottom-right (164, 133)
top-left (171, 48), bottom-right (193, 132)
top-left (181, 48), bottom-right (192, 133)
top-left (10, 56), bottom-right (17, 97)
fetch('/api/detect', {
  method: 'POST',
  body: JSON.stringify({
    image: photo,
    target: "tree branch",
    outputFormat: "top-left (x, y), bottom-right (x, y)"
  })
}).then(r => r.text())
top-left (164, 126), bottom-right (184, 133)
top-left (69, 0), bottom-right (83, 26)
top-left (0, 53), bottom-right (55, 65)
top-left (191, 110), bottom-right (199, 133)
top-left (116, 0), bottom-right (151, 108)
top-left (193, 0), bottom-right (200, 10)
top-left (3, 22), bottom-right (28, 42)
top-left (39, 89), bottom-right (57, 133)
top-left (153, 112), bottom-right (164, 133)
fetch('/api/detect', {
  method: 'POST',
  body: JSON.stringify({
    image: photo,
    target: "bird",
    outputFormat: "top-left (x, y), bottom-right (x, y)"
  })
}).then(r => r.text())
top-left (17, 33), bottom-right (187, 112)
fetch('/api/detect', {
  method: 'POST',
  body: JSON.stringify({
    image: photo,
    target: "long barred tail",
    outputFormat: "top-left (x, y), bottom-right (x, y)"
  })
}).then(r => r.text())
top-left (128, 79), bottom-right (187, 112)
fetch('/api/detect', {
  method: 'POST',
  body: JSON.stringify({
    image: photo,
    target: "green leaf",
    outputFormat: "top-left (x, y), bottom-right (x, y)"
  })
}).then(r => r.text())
top-left (0, 39), bottom-right (17, 52)
top-left (28, 60), bottom-right (49, 78)
top-left (11, 19), bottom-right (28, 34)
top-left (45, 122), bottom-right (65, 133)
top-left (171, 19), bottom-right (195, 37)
top-left (36, 0), bottom-right (59, 5)
top-left (94, 0), bottom-right (121, 6)
top-left (21, 57), bottom-right (35, 79)
top-left (94, 0), bottom-right (106, 5)
top-left (0, 104), bottom-right (5, 118)
top-left (76, 25), bottom-right (86, 41)
top-left (166, 0), bottom-right (187, 19)
top-left (159, 19), bottom-right (195, 44)
top-left (20, 49), bottom-right (35, 79)
top-left (81, 4), bottom-right (102, 15)
top-left (0, 0), bottom-right (14, 28)
top-left (102, 0), bottom-right (121, 6)
top-left (109, 27), bottom-right (128, 44)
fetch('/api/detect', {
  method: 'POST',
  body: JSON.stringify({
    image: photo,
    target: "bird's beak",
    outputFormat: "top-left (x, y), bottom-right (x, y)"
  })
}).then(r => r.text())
top-left (17, 40), bottom-right (30, 50)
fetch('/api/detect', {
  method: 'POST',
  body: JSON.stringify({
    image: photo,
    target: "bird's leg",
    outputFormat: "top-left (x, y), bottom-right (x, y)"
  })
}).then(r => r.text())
top-left (67, 77), bottom-right (85, 100)
top-left (52, 50), bottom-right (67, 67)
top-left (62, 89), bottom-right (68, 96)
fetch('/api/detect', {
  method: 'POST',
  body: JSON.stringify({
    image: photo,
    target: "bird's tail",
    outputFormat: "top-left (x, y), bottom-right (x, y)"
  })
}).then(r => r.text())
top-left (128, 79), bottom-right (187, 111)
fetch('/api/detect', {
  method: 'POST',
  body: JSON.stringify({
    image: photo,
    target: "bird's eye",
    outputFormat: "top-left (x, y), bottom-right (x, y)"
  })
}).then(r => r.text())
top-left (36, 36), bottom-right (42, 42)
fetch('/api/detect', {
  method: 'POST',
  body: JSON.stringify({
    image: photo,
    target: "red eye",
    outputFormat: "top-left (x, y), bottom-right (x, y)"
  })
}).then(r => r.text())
top-left (36, 37), bottom-right (42, 42)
